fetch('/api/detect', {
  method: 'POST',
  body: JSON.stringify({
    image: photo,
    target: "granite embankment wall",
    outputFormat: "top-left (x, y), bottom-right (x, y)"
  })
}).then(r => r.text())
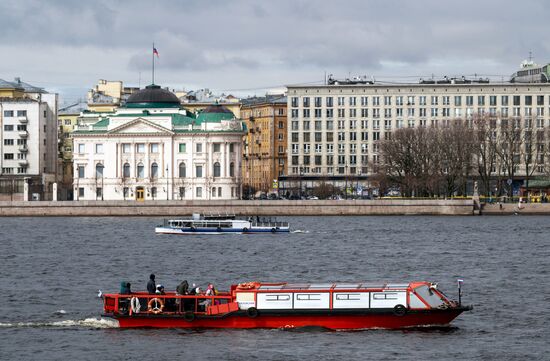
top-left (481, 202), bottom-right (550, 215)
top-left (0, 199), bottom-right (474, 216)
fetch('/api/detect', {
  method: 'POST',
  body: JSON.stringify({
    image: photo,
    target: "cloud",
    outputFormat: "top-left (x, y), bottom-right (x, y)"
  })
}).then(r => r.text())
top-left (1, 0), bottom-right (549, 101)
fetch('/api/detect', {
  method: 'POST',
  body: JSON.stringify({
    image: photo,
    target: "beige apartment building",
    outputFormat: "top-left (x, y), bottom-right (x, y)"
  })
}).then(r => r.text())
top-left (283, 78), bottom-right (550, 197)
top-left (240, 95), bottom-right (287, 196)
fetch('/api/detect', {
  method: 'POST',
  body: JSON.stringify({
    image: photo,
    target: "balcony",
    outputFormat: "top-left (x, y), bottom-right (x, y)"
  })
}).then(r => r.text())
top-left (18, 130), bottom-right (28, 138)
top-left (18, 159), bottom-right (29, 166)
top-left (18, 116), bottom-right (28, 124)
top-left (19, 145), bottom-right (28, 153)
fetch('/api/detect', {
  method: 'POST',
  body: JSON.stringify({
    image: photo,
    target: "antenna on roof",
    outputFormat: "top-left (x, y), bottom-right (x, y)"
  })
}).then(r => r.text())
top-left (528, 51), bottom-right (533, 62)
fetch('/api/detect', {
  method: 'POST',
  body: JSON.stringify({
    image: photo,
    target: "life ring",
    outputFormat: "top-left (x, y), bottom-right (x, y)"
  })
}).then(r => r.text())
top-left (130, 297), bottom-right (141, 314)
top-left (184, 311), bottom-right (195, 322)
top-left (271, 228), bottom-right (276, 233)
top-left (242, 227), bottom-right (248, 233)
top-left (148, 298), bottom-right (164, 314)
top-left (246, 307), bottom-right (259, 318)
top-left (393, 304), bottom-right (407, 316)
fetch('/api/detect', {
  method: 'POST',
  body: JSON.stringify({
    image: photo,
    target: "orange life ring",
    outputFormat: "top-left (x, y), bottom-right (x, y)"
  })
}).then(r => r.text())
top-left (147, 298), bottom-right (164, 314)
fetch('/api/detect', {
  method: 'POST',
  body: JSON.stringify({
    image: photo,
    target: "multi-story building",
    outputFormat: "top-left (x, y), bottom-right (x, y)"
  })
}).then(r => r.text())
top-left (0, 78), bottom-right (58, 200)
top-left (283, 75), bottom-right (550, 196)
top-left (58, 101), bottom-right (87, 200)
top-left (87, 79), bottom-right (139, 112)
top-left (72, 84), bottom-right (245, 201)
top-left (178, 88), bottom-right (242, 118)
top-left (240, 95), bottom-right (287, 196)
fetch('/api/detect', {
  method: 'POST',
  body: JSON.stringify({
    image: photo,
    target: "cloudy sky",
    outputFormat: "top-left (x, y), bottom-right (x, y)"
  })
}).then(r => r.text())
top-left (2, 0), bottom-right (550, 104)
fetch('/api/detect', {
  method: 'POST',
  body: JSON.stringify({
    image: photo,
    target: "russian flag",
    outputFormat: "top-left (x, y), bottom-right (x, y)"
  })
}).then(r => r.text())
top-left (153, 47), bottom-right (159, 58)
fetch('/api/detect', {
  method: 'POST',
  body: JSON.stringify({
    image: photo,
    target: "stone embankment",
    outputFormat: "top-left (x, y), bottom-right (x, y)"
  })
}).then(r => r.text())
top-left (0, 199), bottom-right (474, 216)
top-left (481, 202), bottom-right (550, 215)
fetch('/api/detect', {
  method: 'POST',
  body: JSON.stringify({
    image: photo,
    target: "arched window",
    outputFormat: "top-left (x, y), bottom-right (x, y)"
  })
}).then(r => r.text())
top-left (229, 162), bottom-right (235, 177)
top-left (151, 162), bottom-right (158, 179)
top-left (95, 163), bottom-right (104, 178)
top-left (179, 162), bottom-right (186, 178)
top-left (213, 162), bottom-right (221, 177)
top-left (123, 163), bottom-right (130, 178)
top-left (137, 163), bottom-right (144, 179)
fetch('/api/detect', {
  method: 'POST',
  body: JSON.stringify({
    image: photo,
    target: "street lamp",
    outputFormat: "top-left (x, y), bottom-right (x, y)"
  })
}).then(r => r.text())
top-left (344, 164), bottom-right (348, 200)
top-left (299, 165), bottom-right (304, 199)
top-left (166, 166), bottom-right (169, 200)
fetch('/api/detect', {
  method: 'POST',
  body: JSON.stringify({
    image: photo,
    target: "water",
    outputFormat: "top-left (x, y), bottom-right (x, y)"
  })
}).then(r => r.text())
top-left (0, 216), bottom-right (549, 360)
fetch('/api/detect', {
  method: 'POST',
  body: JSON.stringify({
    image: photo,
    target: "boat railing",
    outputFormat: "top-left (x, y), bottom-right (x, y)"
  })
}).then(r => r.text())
top-left (103, 292), bottom-right (234, 315)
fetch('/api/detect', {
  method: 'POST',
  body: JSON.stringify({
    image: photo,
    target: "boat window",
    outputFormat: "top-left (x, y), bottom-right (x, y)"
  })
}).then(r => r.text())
top-left (334, 284), bottom-right (360, 289)
top-left (296, 294), bottom-right (321, 301)
top-left (265, 294), bottom-right (290, 301)
top-left (360, 283), bottom-right (385, 290)
top-left (414, 285), bottom-right (446, 308)
top-left (309, 283), bottom-right (333, 289)
top-left (386, 283), bottom-right (409, 289)
top-left (372, 293), bottom-right (398, 300)
top-left (335, 294), bottom-right (361, 301)
top-left (283, 284), bottom-right (309, 289)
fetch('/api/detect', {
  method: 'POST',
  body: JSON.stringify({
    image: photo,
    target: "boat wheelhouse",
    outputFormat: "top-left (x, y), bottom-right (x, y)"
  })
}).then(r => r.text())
top-left (102, 280), bottom-right (471, 329)
top-left (155, 214), bottom-right (290, 234)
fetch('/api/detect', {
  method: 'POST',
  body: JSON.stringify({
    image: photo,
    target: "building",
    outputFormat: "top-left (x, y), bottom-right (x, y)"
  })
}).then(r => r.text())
top-left (240, 94), bottom-right (287, 196)
top-left (283, 74), bottom-right (550, 197)
top-left (87, 79), bottom-right (139, 112)
top-left (178, 88), bottom-right (242, 118)
top-left (58, 101), bottom-right (87, 200)
top-left (0, 78), bottom-right (58, 201)
top-left (72, 84), bottom-right (245, 201)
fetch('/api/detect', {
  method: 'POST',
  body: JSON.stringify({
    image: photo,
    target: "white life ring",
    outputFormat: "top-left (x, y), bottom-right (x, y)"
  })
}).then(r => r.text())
top-left (130, 297), bottom-right (141, 314)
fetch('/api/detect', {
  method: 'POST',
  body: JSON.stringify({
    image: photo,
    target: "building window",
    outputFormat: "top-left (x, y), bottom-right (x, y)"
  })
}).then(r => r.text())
top-left (78, 187), bottom-right (84, 197)
top-left (4, 125), bottom-right (14, 131)
top-left (96, 187), bottom-right (103, 199)
top-left (151, 187), bottom-right (157, 198)
top-left (123, 163), bottom-right (130, 178)
top-left (95, 144), bottom-right (103, 154)
top-left (213, 162), bottom-right (221, 177)
top-left (150, 143), bottom-right (159, 153)
top-left (213, 143), bottom-right (221, 152)
top-left (218, 187), bottom-right (222, 197)
top-left (78, 144), bottom-right (85, 153)
top-left (151, 162), bottom-right (158, 179)
top-left (179, 187), bottom-right (185, 199)
top-left (17, 110), bottom-right (27, 117)
top-left (229, 162), bottom-right (235, 177)
top-left (179, 162), bottom-right (186, 178)
top-left (196, 187), bottom-right (203, 198)
top-left (196, 165), bottom-right (203, 178)
top-left (78, 165), bottom-right (85, 178)
top-left (122, 143), bottom-right (131, 153)
top-left (136, 143), bottom-right (145, 153)
top-left (196, 143), bottom-right (203, 153)
top-left (178, 143), bottom-right (186, 153)
top-left (123, 187), bottom-right (129, 198)
top-left (137, 163), bottom-right (144, 178)
top-left (3, 153), bottom-right (14, 160)
top-left (3, 110), bottom-right (14, 117)
top-left (230, 144), bottom-right (235, 153)
top-left (95, 163), bottom-right (104, 178)
top-left (212, 187), bottom-right (217, 198)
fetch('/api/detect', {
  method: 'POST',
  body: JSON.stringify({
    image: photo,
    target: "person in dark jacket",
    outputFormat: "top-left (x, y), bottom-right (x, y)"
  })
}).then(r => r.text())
top-left (147, 274), bottom-right (156, 294)
top-left (120, 281), bottom-right (131, 294)
top-left (176, 280), bottom-right (189, 295)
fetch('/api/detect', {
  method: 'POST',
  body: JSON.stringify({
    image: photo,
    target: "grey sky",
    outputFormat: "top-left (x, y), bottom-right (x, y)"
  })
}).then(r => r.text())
top-left (2, 0), bottom-right (549, 103)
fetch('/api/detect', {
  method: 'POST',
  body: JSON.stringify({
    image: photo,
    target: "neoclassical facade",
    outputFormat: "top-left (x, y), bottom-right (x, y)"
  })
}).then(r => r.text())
top-left (72, 85), bottom-right (245, 201)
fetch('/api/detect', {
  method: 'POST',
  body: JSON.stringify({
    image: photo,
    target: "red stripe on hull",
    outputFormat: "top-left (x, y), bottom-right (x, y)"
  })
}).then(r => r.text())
top-left (113, 310), bottom-right (463, 330)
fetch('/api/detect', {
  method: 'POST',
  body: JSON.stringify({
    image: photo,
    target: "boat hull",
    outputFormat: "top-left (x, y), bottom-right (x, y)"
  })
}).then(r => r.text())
top-left (106, 308), bottom-right (467, 330)
top-left (155, 227), bottom-right (290, 235)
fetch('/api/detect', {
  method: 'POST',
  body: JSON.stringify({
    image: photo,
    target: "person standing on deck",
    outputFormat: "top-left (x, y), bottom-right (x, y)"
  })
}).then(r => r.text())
top-left (147, 274), bottom-right (156, 294)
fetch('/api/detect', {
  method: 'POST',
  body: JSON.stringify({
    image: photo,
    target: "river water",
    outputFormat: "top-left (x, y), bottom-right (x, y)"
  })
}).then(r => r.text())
top-left (0, 215), bottom-right (548, 360)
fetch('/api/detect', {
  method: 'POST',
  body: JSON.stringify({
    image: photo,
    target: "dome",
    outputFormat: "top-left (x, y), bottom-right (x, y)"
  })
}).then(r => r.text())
top-left (125, 84), bottom-right (181, 108)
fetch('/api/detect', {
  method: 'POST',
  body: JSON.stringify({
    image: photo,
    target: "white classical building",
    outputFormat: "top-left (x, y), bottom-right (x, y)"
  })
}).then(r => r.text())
top-left (72, 85), bottom-right (245, 201)
top-left (0, 78), bottom-right (58, 201)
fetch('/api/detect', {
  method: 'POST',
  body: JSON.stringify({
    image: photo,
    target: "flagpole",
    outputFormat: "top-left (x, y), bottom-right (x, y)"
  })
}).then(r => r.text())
top-left (152, 42), bottom-right (155, 85)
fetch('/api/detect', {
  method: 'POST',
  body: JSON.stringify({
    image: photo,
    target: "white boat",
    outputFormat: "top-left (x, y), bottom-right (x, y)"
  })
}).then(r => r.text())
top-left (155, 214), bottom-right (290, 235)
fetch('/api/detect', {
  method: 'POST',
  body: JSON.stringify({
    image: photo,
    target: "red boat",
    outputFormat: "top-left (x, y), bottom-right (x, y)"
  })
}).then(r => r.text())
top-left (102, 281), bottom-right (471, 329)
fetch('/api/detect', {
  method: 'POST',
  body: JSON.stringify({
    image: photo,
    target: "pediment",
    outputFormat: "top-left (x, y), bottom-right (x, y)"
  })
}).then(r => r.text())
top-left (107, 117), bottom-right (173, 135)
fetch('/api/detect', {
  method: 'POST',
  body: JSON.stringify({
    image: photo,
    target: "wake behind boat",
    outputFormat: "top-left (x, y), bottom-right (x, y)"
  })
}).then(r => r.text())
top-left (155, 214), bottom-right (290, 235)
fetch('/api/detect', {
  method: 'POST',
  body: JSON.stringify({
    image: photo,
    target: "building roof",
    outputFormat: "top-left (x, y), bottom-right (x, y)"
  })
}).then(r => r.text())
top-left (126, 84), bottom-right (181, 108)
top-left (241, 94), bottom-right (287, 107)
top-left (0, 78), bottom-right (24, 90)
top-left (12, 78), bottom-right (46, 93)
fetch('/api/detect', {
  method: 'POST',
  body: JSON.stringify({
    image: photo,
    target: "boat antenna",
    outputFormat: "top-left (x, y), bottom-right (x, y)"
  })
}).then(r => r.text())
top-left (457, 279), bottom-right (463, 306)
